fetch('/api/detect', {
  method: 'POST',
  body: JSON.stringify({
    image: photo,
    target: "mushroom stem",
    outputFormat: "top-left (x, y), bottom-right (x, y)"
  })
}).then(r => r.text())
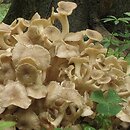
top-left (84, 39), bottom-right (93, 46)
top-left (51, 12), bottom-right (69, 39)
top-left (74, 63), bottom-right (82, 78)
top-left (51, 102), bottom-right (69, 127)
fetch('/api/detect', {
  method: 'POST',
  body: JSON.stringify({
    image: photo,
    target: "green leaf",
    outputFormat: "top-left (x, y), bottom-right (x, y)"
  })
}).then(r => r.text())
top-left (97, 103), bottom-right (122, 116)
top-left (118, 18), bottom-right (130, 23)
top-left (84, 126), bottom-right (96, 130)
top-left (108, 15), bottom-right (117, 19)
top-left (114, 20), bottom-right (119, 25)
top-left (0, 121), bottom-right (16, 130)
top-left (90, 90), bottom-right (105, 104)
top-left (124, 12), bottom-right (130, 17)
top-left (91, 89), bottom-right (123, 116)
top-left (102, 18), bottom-right (115, 23)
top-left (106, 89), bottom-right (123, 104)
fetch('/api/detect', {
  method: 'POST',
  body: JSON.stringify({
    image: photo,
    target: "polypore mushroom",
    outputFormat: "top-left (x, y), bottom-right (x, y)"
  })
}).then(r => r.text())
top-left (0, 55), bottom-right (16, 84)
top-left (51, 1), bottom-right (77, 38)
top-left (90, 67), bottom-right (104, 80)
top-left (31, 12), bottom-right (41, 21)
top-left (16, 63), bottom-right (38, 86)
top-left (104, 55), bottom-right (123, 70)
top-left (10, 18), bottom-right (29, 34)
top-left (43, 25), bottom-right (61, 41)
top-left (83, 29), bottom-right (103, 45)
top-left (97, 74), bottom-right (111, 84)
top-left (64, 32), bottom-right (83, 42)
top-left (109, 67), bottom-right (126, 79)
top-left (64, 32), bottom-right (84, 52)
top-left (0, 80), bottom-right (31, 109)
top-left (15, 110), bottom-right (40, 130)
top-left (116, 97), bottom-right (130, 123)
top-left (26, 70), bottom-right (47, 99)
top-left (45, 81), bottom-right (63, 107)
top-left (57, 1), bottom-right (77, 15)
top-left (81, 47), bottom-right (106, 65)
top-left (69, 57), bottom-right (88, 79)
top-left (0, 23), bottom-right (11, 49)
top-left (12, 43), bottom-right (51, 70)
top-left (55, 40), bottom-right (80, 58)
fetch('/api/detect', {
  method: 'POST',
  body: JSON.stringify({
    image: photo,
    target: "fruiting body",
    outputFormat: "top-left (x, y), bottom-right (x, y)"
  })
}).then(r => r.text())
top-left (0, 1), bottom-right (129, 130)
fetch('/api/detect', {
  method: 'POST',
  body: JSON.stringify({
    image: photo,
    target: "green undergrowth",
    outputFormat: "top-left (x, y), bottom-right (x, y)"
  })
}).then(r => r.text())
top-left (0, 3), bottom-right (10, 22)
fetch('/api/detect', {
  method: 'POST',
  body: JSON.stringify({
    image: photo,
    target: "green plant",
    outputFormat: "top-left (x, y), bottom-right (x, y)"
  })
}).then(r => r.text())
top-left (0, 121), bottom-right (16, 130)
top-left (89, 89), bottom-right (123, 129)
top-left (91, 89), bottom-right (123, 116)
top-left (102, 13), bottom-right (130, 64)
top-left (0, 3), bottom-right (10, 22)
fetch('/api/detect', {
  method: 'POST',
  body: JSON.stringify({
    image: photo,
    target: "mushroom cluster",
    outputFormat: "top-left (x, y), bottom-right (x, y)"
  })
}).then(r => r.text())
top-left (0, 1), bottom-right (130, 130)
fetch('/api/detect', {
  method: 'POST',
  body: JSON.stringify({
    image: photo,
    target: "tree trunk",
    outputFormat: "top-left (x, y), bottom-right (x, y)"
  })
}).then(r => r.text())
top-left (3, 0), bottom-right (130, 35)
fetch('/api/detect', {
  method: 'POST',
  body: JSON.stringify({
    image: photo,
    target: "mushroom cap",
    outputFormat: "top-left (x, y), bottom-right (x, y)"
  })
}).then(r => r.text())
top-left (1, 80), bottom-right (31, 109)
top-left (116, 110), bottom-right (130, 123)
top-left (26, 84), bottom-right (47, 99)
top-left (31, 12), bottom-right (41, 21)
top-left (12, 43), bottom-right (51, 70)
top-left (69, 56), bottom-right (89, 64)
top-left (17, 57), bottom-right (38, 68)
top-left (31, 18), bottom-right (51, 28)
top-left (64, 32), bottom-right (83, 42)
top-left (0, 22), bottom-right (11, 34)
top-left (104, 55), bottom-right (122, 70)
top-left (10, 18), bottom-right (29, 34)
top-left (97, 74), bottom-right (111, 84)
top-left (91, 67), bottom-right (104, 80)
top-left (85, 29), bottom-right (103, 42)
top-left (0, 56), bottom-right (16, 84)
top-left (15, 110), bottom-right (40, 130)
top-left (16, 63), bottom-right (38, 86)
top-left (57, 1), bottom-right (77, 15)
top-left (44, 25), bottom-right (61, 41)
top-left (55, 40), bottom-right (80, 58)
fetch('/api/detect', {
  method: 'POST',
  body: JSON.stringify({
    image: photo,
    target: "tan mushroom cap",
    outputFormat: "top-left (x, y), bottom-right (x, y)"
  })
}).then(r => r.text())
top-left (81, 47), bottom-right (106, 65)
top-left (85, 29), bottom-right (103, 42)
top-left (0, 84), bottom-right (5, 114)
top-left (64, 32), bottom-right (83, 42)
top-left (26, 70), bottom-right (47, 99)
top-left (27, 84), bottom-right (47, 99)
top-left (0, 61), bottom-right (16, 84)
top-left (0, 22), bottom-right (11, 33)
top-left (91, 67), bottom-right (104, 80)
top-left (44, 25), bottom-right (61, 41)
top-left (0, 23), bottom-right (11, 49)
top-left (116, 110), bottom-right (130, 123)
top-left (46, 81), bottom-right (86, 108)
top-left (31, 12), bottom-right (41, 21)
top-left (55, 40), bottom-right (80, 58)
top-left (17, 57), bottom-right (38, 68)
top-left (12, 43), bottom-right (51, 70)
top-left (97, 74), bottom-right (111, 84)
top-left (1, 80), bottom-right (31, 109)
top-left (10, 18), bottom-right (29, 34)
top-left (104, 56), bottom-right (123, 70)
top-left (109, 67), bottom-right (126, 80)
top-left (16, 63), bottom-right (38, 86)
top-left (31, 18), bottom-right (51, 27)
top-left (57, 1), bottom-right (77, 15)
top-left (69, 57), bottom-right (89, 78)
top-left (15, 110), bottom-right (40, 130)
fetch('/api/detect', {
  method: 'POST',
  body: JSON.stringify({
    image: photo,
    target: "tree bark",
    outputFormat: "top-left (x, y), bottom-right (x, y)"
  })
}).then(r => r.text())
top-left (3, 0), bottom-right (130, 35)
